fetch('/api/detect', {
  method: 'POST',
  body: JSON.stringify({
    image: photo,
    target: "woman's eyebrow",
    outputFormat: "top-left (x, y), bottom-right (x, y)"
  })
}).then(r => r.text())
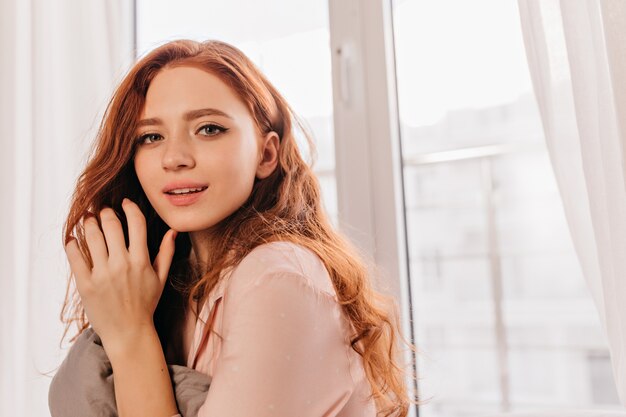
top-left (137, 108), bottom-right (233, 127)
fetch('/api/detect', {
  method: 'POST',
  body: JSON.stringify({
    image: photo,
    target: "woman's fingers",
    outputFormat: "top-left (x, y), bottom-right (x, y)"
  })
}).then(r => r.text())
top-left (64, 237), bottom-right (92, 293)
top-left (99, 207), bottom-right (128, 263)
top-left (153, 229), bottom-right (177, 285)
top-left (84, 215), bottom-right (109, 269)
top-left (82, 200), bottom-right (150, 271)
top-left (121, 198), bottom-right (149, 262)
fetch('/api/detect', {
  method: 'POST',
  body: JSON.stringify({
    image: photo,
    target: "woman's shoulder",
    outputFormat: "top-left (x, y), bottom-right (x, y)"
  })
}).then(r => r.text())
top-left (226, 240), bottom-right (336, 299)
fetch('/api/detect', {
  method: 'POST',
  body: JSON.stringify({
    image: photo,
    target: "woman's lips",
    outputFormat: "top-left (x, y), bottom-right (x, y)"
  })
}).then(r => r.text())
top-left (164, 187), bottom-right (207, 206)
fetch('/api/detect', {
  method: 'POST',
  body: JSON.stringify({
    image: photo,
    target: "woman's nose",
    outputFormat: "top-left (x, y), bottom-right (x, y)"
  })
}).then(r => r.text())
top-left (161, 137), bottom-right (195, 171)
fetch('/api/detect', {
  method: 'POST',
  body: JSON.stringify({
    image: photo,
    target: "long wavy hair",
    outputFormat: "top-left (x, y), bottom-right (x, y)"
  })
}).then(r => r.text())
top-left (59, 39), bottom-right (423, 416)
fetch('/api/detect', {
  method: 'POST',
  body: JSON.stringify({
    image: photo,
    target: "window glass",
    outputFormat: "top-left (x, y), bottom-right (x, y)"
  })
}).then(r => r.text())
top-left (392, 0), bottom-right (619, 414)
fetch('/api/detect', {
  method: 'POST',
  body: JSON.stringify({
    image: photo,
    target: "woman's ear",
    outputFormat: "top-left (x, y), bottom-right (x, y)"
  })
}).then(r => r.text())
top-left (256, 131), bottom-right (280, 179)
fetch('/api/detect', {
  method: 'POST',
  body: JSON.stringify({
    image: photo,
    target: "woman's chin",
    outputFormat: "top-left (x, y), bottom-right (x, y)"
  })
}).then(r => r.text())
top-left (163, 219), bottom-right (222, 234)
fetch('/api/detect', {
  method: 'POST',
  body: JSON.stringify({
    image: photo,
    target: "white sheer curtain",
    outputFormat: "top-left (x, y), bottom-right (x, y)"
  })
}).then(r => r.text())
top-left (518, 0), bottom-right (626, 407)
top-left (0, 1), bottom-right (133, 415)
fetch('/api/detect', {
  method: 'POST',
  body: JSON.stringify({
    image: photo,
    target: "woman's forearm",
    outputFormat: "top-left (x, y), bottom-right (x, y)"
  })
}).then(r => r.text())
top-left (105, 326), bottom-right (179, 417)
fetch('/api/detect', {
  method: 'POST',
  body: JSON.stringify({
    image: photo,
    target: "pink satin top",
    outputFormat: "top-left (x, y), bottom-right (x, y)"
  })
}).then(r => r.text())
top-left (172, 241), bottom-right (377, 417)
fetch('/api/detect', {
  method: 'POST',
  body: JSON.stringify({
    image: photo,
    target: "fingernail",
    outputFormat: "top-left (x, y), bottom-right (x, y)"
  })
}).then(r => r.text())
top-left (122, 198), bottom-right (129, 206)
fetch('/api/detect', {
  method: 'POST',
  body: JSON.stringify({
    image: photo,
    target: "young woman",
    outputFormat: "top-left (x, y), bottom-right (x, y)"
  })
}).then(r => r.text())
top-left (59, 39), bottom-right (420, 417)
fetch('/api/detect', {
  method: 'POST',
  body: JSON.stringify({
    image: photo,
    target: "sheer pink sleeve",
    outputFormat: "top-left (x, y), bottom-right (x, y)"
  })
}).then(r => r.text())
top-left (197, 271), bottom-right (355, 417)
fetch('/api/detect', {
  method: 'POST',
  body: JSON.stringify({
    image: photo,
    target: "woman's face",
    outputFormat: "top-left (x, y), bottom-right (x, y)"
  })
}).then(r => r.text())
top-left (133, 65), bottom-right (277, 232)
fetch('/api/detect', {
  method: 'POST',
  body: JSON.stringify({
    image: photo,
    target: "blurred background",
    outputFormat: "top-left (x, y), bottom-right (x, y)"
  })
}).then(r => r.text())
top-left (1, 0), bottom-right (622, 416)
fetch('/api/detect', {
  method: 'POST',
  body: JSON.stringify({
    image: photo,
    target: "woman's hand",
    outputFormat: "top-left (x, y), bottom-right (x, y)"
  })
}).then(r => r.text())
top-left (64, 197), bottom-right (177, 354)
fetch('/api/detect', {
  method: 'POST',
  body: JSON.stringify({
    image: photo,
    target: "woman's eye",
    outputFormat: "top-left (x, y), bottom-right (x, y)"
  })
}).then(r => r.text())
top-left (137, 133), bottom-right (162, 144)
top-left (135, 125), bottom-right (226, 145)
top-left (198, 124), bottom-right (227, 137)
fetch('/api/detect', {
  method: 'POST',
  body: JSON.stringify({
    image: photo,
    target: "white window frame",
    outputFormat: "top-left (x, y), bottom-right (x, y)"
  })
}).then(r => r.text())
top-left (328, 1), bottom-right (418, 415)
